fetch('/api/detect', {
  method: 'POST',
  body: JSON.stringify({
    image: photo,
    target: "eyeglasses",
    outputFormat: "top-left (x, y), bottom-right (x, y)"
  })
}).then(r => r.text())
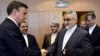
top-left (64, 18), bottom-right (73, 21)
top-left (51, 26), bottom-right (57, 27)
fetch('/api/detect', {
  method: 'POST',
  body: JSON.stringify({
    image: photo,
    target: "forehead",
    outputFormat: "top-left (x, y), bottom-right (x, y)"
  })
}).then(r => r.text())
top-left (21, 23), bottom-right (28, 26)
top-left (51, 24), bottom-right (56, 27)
top-left (18, 7), bottom-right (27, 12)
top-left (81, 22), bottom-right (86, 24)
top-left (64, 14), bottom-right (73, 19)
top-left (87, 16), bottom-right (93, 20)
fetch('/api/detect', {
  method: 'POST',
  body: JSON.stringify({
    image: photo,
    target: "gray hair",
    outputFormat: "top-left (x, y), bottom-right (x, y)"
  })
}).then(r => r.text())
top-left (51, 21), bottom-right (59, 27)
top-left (65, 10), bottom-right (78, 19)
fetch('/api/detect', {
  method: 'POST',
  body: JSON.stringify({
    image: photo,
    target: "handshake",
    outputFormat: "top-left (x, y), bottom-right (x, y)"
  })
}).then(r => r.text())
top-left (41, 48), bottom-right (66, 56)
top-left (41, 49), bottom-right (48, 56)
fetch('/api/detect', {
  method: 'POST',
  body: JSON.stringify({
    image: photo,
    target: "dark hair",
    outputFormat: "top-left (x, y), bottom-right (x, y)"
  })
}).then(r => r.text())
top-left (85, 12), bottom-right (96, 20)
top-left (7, 1), bottom-right (28, 15)
top-left (19, 21), bottom-right (27, 27)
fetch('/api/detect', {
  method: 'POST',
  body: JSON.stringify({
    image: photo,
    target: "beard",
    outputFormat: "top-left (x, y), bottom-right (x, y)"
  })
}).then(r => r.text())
top-left (65, 25), bottom-right (70, 29)
top-left (65, 24), bottom-right (75, 29)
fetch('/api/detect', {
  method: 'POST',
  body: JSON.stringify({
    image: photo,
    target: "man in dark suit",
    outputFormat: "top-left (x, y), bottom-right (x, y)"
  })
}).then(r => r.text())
top-left (85, 12), bottom-right (100, 56)
top-left (0, 1), bottom-right (28, 56)
top-left (19, 21), bottom-right (41, 56)
top-left (42, 21), bottom-right (59, 49)
top-left (42, 10), bottom-right (93, 56)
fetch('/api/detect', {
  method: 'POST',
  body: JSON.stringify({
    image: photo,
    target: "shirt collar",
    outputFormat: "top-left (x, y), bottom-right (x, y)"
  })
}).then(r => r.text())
top-left (23, 34), bottom-right (27, 36)
top-left (89, 24), bottom-right (96, 30)
top-left (7, 16), bottom-right (18, 27)
top-left (67, 25), bottom-right (77, 31)
top-left (89, 24), bottom-right (96, 34)
top-left (52, 32), bottom-right (58, 34)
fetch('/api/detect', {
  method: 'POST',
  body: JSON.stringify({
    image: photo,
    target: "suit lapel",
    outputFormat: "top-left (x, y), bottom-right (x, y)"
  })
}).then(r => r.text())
top-left (91, 25), bottom-right (98, 36)
top-left (90, 25), bottom-right (99, 41)
top-left (27, 34), bottom-right (31, 47)
top-left (47, 33), bottom-right (52, 45)
top-left (49, 33), bottom-right (52, 44)
top-left (64, 27), bottom-right (79, 49)
top-left (59, 29), bottom-right (67, 50)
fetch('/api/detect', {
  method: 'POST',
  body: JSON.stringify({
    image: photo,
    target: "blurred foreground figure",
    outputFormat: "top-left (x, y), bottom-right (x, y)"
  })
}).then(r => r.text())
top-left (0, 1), bottom-right (28, 56)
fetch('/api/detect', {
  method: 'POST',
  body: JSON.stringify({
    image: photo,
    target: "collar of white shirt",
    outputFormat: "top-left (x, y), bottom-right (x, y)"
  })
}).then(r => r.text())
top-left (89, 24), bottom-right (96, 35)
top-left (51, 32), bottom-right (58, 44)
top-left (23, 34), bottom-right (29, 47)
top-left (7, 16), bottom-right (18, 27)
top-left (62, 25), bottom-right (77, 50)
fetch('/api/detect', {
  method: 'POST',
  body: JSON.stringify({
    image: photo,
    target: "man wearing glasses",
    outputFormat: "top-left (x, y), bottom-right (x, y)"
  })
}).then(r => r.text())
top-left (42, 10), bottom-right (93, 56)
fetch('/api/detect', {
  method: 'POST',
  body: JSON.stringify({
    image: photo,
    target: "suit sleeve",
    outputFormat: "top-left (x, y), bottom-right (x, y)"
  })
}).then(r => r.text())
top-left (0, 28), bottom-right (24, 56)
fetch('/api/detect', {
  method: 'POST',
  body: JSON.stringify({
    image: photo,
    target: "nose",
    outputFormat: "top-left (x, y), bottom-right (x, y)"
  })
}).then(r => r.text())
top-left (24, 27), bottom-right (28, 29)
top-left (64, 21), bottom-right (68, 24)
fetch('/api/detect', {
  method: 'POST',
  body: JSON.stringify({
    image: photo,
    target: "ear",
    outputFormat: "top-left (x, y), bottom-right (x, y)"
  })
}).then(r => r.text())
top-left (76, 19), bottom-right (78, 22)
top-left (74, 18), bottom-right (77, 22)
top-left (13, 9), bottom-right (18, 16)
top-left (9, 9), bottom-right (16, 16)
top-left (13, 9), bottom-right (17, 13)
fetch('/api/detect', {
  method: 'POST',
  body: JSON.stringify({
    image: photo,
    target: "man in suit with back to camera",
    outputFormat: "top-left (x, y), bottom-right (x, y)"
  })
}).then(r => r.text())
top-left (42, 21), bottom-right (60, 49)
top-left (85, 12), bottom-right (100, 56)
top-left (0, 1), bottom-right (28, 56)
top-left (19, 21), bottom-right (41, 56)
top-left (42, 10), bottom-right (93, 56)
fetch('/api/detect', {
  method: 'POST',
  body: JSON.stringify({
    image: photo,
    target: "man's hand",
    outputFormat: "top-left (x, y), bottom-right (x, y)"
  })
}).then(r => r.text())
top-left (41, 49), bottom-right (48, 56)
top-left (63, 49), bottom-right (67, 55)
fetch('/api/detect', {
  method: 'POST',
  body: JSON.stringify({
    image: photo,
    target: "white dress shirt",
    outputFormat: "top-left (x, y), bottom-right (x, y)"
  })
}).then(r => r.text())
top-left (51, 33), bottom-right (58, 44)
top-left (7, 16), bottom-right (18, 27)
top-left (23, 34), bottom-right (29, 47)
top-left (62, 25), bottom-right (77, 50)
top-left (89, 24), bottom-right (96, 35)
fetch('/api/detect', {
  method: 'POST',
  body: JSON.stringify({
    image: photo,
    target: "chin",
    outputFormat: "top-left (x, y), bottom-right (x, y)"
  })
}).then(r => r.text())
top-left (65, 26), bottom-right (70, 29)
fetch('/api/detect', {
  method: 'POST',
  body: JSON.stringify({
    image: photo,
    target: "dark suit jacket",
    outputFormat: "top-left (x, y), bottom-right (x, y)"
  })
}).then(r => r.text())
top-left (89, 25), bottom-right (100, 56)
top-left (48, 26), bottom-right (93, 56)
top-left (26, 34), bottom-right (41, 56)
top-left (42, 33), bottom-right (58, 56)
top-left (42, 33), bottom-right (52, 49)
top-left (0, 18), bottom-right (26, 56)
